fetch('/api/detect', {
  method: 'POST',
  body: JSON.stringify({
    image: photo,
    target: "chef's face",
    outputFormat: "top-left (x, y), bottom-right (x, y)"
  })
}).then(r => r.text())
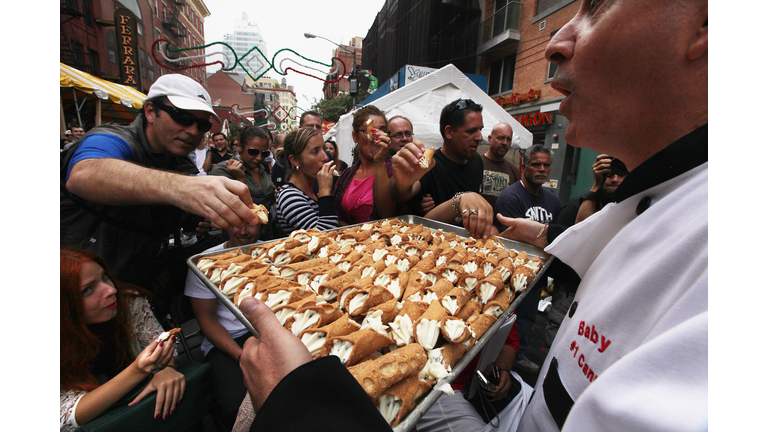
top-left (523, 152), bottom-right (551, 187)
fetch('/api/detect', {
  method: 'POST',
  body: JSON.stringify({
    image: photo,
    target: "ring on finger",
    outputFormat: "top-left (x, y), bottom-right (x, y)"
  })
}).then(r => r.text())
top-left (469, 209), bottom-right (478, 215)
top-left (461, 209), bottom-right (469, 215)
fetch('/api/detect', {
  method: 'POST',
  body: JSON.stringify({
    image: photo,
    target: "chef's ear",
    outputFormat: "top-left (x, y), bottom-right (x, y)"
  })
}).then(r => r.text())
top-left (686, 15), bottom-right (707, 61)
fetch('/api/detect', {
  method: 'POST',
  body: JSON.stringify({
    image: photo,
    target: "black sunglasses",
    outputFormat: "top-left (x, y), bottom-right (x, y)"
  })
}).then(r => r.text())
top-left (154, 103), bottom-right (213, 132)
top-left (247, 148), bottom-right (271, 158)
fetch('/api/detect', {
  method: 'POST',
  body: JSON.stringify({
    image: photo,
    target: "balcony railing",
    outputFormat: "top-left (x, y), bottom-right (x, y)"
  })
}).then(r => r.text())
top-left (162, 12), bottom-right (187, 38)
top-left (479, 1), bottom-right (523, 46)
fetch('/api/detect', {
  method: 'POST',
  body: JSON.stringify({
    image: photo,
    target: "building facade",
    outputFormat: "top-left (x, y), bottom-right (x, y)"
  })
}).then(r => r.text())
top-left (322, 37), bottom-right (363, 100)
top-left (219, 13), bottom-right (269, 79)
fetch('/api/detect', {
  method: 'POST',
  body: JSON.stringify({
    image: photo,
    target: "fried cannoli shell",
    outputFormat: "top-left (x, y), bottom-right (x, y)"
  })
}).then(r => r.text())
top-left (368, 298), bottom-right (401, 325)
top-left (339, 276), bottom-right (374, 309)
top-left (402, 274), bottom-right (426, 301)
top-left (285, 302), bottom-right (343, 335)
top-left (345, 285), bottom-right (395, 317)
top-left (438, 266), bottom-right (465, 285)
top-left (209, 253), bottom-right (251, 273)
top-left (381, 263), bottom-right (401, 277)
top-left (398, 299), bottom-right (430, 321)
top-left (446, 252), bottom-right (467, 268)
top-left (467, 313), bottom-right (498, 341)
top-left (441, 286), bottom-right (471, 316)
top-left (239, 260), bottom-right (272, 273)
top-left (274, 292), bottom-right (317, 314)
top-left (498, 257), bottom-right (515, 271)
top-left (512, 265), bottom-right (537, 285)
top-left (458, 268), bottom-right (485, 294)
top-left (360, 259), bottom-right (387, 276)
top-left (279, 257), bottom-right (331, 280)
top-left (318, 268), bottom-right (362, 298)
top-left (219, 266), bottom-right (271, 290)
top-left (326, 328), bottom-right (395, 367)
top-left (295, 263), bottom-right (334, 285)
top-left (477, 273), bottom-right (506, 304)
top-left (455, 300), bottom-right (483, 321)
top-left (410, 253), bottom-right (436, 273)
top-left (427, 279), bottom-right (454, 299)
top-left (483, 289), bottom-right (511, 313)
top-left (380, 374), bottom-right (432, 427)
top-left (440, 342), bottom-right (469, 369)
top-left (349, 343), bottom-right (428, 400)
top-left (414, 300), bottom-right (448, 327)
top-left (203, 249), bottom-right (241, 263)
top-left (440, 316), bottom-right (471, 343)
top-left (300, 313), bottom-right (360, 356)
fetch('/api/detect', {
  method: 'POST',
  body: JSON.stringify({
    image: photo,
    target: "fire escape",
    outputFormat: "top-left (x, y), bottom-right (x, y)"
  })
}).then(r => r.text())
top-left (161, 0), bottom-right (189, 68)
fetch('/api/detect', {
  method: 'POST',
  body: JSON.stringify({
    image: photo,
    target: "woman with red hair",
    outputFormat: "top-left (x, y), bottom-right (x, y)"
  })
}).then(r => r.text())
top-left (60, 247), bottom-right (184, 431)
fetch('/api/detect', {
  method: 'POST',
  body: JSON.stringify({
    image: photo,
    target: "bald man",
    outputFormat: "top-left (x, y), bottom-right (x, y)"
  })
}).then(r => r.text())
top-left (481, 122), bottom-right (519, 209)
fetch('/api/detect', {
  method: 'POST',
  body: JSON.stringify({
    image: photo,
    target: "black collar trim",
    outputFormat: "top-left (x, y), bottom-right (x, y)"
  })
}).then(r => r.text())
top-left (613, 124), bottom-right (708, 203)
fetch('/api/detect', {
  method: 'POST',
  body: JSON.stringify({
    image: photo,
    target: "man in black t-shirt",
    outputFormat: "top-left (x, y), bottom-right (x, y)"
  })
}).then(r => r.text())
top-left (203, 132), bottom-right (234, 173)
top-left (391, 98), bottom-right (495, 240)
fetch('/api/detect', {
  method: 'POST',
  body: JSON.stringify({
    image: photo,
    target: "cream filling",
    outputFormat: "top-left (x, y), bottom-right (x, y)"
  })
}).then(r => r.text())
top-left (337, 261), bottom-right (352, 273)
top-left (512, 273), bottom-right (528, 292)
top-left (339, 289), bottom-right (354, 310)
top-left (372, 249), bottom-right (389, 262)
top-left (513, 258), bottom-right (526, 268)
top-left (442, 269), bottom-right (458, 283)
top-left (307, 236), bottom-right (320, 254)
top-left (448, 240), bottom-right (459, 248)
top-left (361, 310), bottom-right (389, 336)
top-left (250, 247), bottom-right (265, 258)
top-left (236, 283), bottom-right (256, 306)
top-left (435, 256), bottom-right (448, 267)
top-left (419, 349), bottom-right (448, 380)
top-left (378, 394), bottom-right (401, 425)
top-left (441, 296), bottom-right (459, 315)
top-left (321, 288), bottom-right (338, 302)
top-left (361, 223), bottom-right (374, 231)
top-left (361, 266), bottom-right (377, 279)
top-left (348, 293), bottom-right (369, 315)
top-left (221, 276), bottom-right (248, 297)
top-left (418, 155), bottom-right (430, 169)
top-left (405, 246), bottom-right (419, 257)
top-left (467, 247), bottom-right (478, 253)
top-left (390, 234), bottom-right (403, 246)
top-left (337, 238), bottom-right (356, 249)
top-left (371, 232), bottom-right (381, 241)
top-left (463, 277), bottom-right (478, 291)
top-left (317, 245), bottom-right (331, 258)
top-left (267, 243), bottom-right (285, 259)
top-left (423, 250), bottom-right (434, 258)
top-left (407, 292), bottom-right (423, 302)
top-left (525, 260), bottom-right (542, 272)
top-left (310, 274), bottom-right (329, 293)
top-left (444, 319), bottom-right (466, 342)
top-left (462, 329), bottom-right (477, 348)
top-left (422, 272), bottom-right (437, 286)
top-left (374, 273), bottom-right (391, 288)
top-left (389, 314), bottom-right (413, 346)
top-left (386, 279), bottom-right (401, 300)
top-left (435, 382), bottom-right (455, 396)
top-left (291, 230), bottom-right (309, 242)
top-left (478, 282), bottom-right (497, 305)
top-left (291, 310), bottom-right (320, 335)
top-left (416, 319), bottom-right (440, 349)
top-left (497, 266), bottom-right (512, 282)
top-left (196, 259), bottom-right (215, 272)
top-left (296, 272), bottom-right (312, 287)
top-left (413, 235), bottom-right (424, 242)
top-left (483, 262), bottom-right (495, 277)
top-left (384, 254), bottom-right (398, 267)
top-left (329, 253), bottom-right (344, 263)
top-left (274, 307), bottom-right (296, 326)
top-left (396, 259), bottom-right (411, 273)
top-left (280, 267), bottom-right (297, 280)
top-left (268, 266), bottom-right (280, 276)
top-left (422, 291), bottom-right (439, 304)
top-left (484, 305), bottom-right (503, 318)
top-left (301, 331), bottom-right (326, 356)
top-left (463, 261), bottom-right (478, 274)
top-left (265, 290), bottom-right (292, 310)
top-left (329, 340), bottom-right (354, 365)
top-left (354, 243), bottom-right (367, 253)
top-left (274, 252), bottom-right (291, 267)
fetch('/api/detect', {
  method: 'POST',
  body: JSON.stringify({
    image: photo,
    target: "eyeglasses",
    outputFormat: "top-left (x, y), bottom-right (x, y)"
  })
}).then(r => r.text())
top-left (389, 131), bottom-right (413, 140)
top-left (154, 103), bottom-right (213, 132)
top-left (247, 148), bottom-right (271, 158)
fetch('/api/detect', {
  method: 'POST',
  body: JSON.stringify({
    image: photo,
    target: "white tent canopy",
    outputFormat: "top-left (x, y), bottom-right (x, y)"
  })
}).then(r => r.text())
top-left (328, 64), bottom-right (533, 165)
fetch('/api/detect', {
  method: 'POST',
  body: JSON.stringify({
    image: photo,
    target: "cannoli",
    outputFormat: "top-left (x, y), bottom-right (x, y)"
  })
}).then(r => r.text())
top-left (279, 257), bottom-right (330, 280)
top-left (327, 328), bottom-right (395, 367)
top-left (365, 118), bottom-right (375, 141)
top-left (483, 289), bottom-right (512, 318)
top-left (156, 328), bottom-right (182, 342)
top-left (317, 267), bottom-right (362, 302)
top-left (424, 279), bottom-right (454, 304)
top-left (295, 264), bottom-right (334, 287)
top-left (378, 374), bottom-right (432, 427)
top-left (477, 273), bottom-right (505, 305)
top-left (366, 298), bottom-right (401, 326)
top-left (441, 286), bottom-right (471, 316)
top-left (348, 343), bottom-right (427, 400)
top-left (286, 302), bottom-right (343, 336)
top-left (413, 300), bottom-right (448, 350)
top-left (410, 253), bottom-right (436, 273)
top-left (418, 147), bottom-right (435, 169)
top-left (300, 314), bottom-right (360, 357)
top-left (511, 265), bottom-right (537, 293)
top-left (457, 268), bottom-right (485, 295)
top-left (344, 285), bottom-right (395, 317)
top-left (440, 316), bottom-right (471, 343)
top-left (439, 266), bottom-right (465, 285)
top-left (273, 293), bottom-right (317, 326)
top-left (249, 203), bottom-right (270, 224)
top-left (455, 299), bottom-right (482, 322)
top-left (466, 313), bottom-right (497, 345)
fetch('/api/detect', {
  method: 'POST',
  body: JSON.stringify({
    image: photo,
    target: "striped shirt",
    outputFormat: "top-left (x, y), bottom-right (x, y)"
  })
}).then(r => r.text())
top-left (276, 183), bottom-right (338, 234)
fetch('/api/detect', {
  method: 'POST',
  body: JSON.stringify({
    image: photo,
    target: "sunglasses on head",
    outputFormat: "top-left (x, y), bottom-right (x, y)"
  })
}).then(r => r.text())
top-left (246, 148), bottom-right (271, 158)
top-left (154, 103), bottom-right (213, 132)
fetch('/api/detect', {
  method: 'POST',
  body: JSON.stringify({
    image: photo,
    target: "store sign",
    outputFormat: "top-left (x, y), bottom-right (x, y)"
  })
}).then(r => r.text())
top-left (114, 8), bottom-right (142, 89)
top-left (404, 65), bottom-right (437, 86)
top-left (495, 88), bottom-right (541, 107)
top-left (513, 111), bottom-right (553, 127)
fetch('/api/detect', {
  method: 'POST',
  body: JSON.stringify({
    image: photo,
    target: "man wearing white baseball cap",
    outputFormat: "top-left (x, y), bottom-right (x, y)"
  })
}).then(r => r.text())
top-left (61, 74), bottom-right (259, 299)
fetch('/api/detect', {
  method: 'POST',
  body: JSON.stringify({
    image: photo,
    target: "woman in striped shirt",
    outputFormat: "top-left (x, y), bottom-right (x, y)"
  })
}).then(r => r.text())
top-left (276, 127), bottom-right (338, 234)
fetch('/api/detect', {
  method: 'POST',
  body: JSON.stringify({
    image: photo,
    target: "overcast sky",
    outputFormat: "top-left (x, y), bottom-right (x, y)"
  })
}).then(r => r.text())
top-left (202, 0), bottom-right (386, 109)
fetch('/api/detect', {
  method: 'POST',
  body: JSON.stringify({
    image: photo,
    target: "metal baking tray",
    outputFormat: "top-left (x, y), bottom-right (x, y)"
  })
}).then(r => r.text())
top-left (187, 215), bottom-right (553, 431)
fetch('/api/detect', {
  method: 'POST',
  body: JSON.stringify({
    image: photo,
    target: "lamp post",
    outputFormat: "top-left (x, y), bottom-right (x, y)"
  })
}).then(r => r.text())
top-left (304, 32), bottom-right (359, 105)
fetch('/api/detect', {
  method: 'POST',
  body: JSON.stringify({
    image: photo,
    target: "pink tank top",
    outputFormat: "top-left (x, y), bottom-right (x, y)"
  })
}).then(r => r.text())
top-left (342, 175), bottom-right (375, 224)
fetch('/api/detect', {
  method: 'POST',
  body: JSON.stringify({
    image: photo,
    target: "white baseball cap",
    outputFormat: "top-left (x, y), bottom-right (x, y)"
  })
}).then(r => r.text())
top-left (147, 74), bottom-right (221, 123)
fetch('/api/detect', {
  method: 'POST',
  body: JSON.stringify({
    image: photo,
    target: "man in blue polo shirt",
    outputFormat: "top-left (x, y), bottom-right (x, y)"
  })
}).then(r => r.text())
top-left (61, 74), bottom-right (259, 293)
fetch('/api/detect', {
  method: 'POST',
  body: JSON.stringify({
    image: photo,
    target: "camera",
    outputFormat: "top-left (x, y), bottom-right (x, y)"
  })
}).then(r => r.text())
top-left (476, 369), bottom-right (498, 393)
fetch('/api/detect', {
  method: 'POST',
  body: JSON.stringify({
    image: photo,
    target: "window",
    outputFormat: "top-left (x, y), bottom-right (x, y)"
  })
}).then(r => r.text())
top-left (545, 29), bottom-right (559, 82)
top-left (493, 0), bottom-right (521, 37)
top-left (488, 53), bottom-right (516, 96)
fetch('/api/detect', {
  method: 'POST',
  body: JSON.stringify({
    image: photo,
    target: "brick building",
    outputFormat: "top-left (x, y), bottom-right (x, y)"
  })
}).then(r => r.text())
top-left (60, 0), bottom-right (210, 95)
top-left (322, 37), bottom-right (363, 100)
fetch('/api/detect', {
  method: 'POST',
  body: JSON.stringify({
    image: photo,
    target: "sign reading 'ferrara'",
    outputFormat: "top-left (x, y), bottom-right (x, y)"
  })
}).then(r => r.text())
top-left (114, 8), bottom-right (142, 90)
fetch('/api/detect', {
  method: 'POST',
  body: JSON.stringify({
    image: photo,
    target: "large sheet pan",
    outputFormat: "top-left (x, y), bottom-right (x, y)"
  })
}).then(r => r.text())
top-left (186, 216), bottom-right (553, 431)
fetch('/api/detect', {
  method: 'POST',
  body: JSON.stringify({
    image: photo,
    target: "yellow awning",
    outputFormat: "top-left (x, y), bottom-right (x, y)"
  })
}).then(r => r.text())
top-left (59, 62), bottom-right (147, 109)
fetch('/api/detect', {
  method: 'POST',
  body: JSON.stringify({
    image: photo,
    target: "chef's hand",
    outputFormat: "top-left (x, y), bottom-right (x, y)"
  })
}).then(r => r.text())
top-left (239, 297), bottom-right (312, 412)
top-left (496, 214), bottom-right (547, 249)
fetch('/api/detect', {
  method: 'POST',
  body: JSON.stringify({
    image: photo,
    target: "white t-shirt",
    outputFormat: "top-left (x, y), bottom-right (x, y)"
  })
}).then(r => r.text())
top-left (184, 243), bottom-right (249, 356)
top-left (193, 147), bottom-right (208, 175)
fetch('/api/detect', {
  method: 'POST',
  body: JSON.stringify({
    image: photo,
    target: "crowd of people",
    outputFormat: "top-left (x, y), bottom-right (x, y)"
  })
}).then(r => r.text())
top-left (60, 0), bottom-right (707, 430)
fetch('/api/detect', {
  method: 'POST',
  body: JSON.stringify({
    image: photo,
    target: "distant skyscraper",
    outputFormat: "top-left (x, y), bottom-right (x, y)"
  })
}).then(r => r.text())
top-left (222, 13), bottom-right (269, 78)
